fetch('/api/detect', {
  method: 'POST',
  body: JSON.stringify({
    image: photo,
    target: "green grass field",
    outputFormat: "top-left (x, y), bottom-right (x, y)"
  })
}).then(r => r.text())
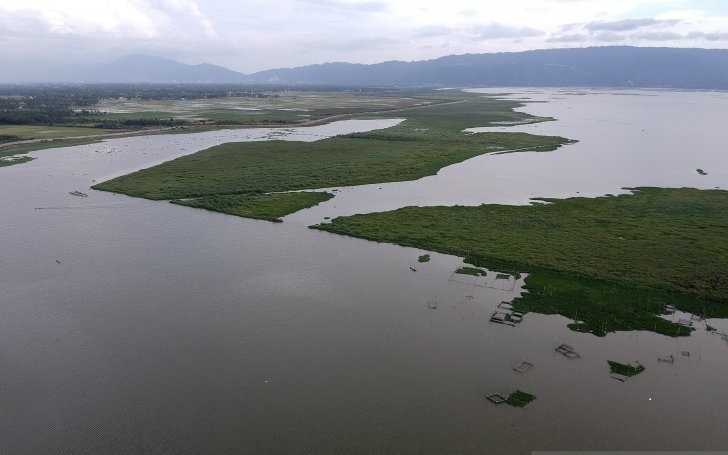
top-left (0, 125), bottom-right (117, 139)
top-left (312, 188), bottom-right (728, 336)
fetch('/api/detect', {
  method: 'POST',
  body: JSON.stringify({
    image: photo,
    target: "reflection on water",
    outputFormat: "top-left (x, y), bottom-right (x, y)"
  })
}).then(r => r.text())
top-left (1, 97), bottom-right (728, 454)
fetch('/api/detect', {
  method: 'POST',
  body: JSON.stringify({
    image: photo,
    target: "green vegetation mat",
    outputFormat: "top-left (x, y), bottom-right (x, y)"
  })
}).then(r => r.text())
top-left (455, 266), bottom-right (487, 276)
top-left (418, 254), bottom-right (431, 263)
top-left (171, 192), bottom-right (334, 222)
top-left (93, 93), bottom-right (572, 221)
top-left (0, 156), bottom-right (34, 167)
top-left (312, 187), bottom-right (728, 336)
top-left (506, 390), bottom-right (536, 407)
top-left (608, 361), bottom-right (645, 377)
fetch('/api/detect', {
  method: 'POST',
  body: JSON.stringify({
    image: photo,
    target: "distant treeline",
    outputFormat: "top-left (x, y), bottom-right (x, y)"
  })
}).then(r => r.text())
top-left (0, 134), bottom-right (21, 143)
top-left (0, 83), bottom-right (282, 127)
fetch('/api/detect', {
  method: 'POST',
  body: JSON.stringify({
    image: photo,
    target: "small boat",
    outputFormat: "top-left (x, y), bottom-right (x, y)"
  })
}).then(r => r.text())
top-left (69, 190), bottom-right (88, 197)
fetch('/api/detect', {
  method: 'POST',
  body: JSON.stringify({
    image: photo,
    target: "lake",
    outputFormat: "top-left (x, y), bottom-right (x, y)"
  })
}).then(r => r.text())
top-left (1, 90), bottom-right (726, 454)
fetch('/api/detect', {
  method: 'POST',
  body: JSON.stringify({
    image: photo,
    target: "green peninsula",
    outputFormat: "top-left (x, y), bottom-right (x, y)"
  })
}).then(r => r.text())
top-left (312, 188), bottom-right (728, 336)
top-left (93, 93), bottom-right (572, 220)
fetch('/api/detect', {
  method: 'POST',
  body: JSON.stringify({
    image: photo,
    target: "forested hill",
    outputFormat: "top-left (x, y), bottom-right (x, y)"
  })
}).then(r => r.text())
top-left (246, 46), bottom-right (728, 89)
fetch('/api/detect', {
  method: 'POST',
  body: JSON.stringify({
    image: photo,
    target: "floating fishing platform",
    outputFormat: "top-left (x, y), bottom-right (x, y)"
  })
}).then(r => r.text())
top-left (677, 318), bottom-right (693, 327)
top-left (513, 361), bottom-right (534, 374)
top-left (486, 393), bottom-right (507, 404)
top-left (555, 343), bottom-right (581, 359)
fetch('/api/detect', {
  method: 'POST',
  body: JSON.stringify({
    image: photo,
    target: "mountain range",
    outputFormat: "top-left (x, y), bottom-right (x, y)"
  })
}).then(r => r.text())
top-left (57, 47), bottom-right (728, 89)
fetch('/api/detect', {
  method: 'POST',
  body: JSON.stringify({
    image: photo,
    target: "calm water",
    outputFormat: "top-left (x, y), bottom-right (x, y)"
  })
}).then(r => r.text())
top-left (1, 93), bottom-right (727, 454)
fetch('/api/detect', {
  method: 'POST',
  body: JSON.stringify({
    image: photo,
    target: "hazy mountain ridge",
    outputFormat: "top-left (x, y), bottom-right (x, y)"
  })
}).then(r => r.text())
top-left (79, 55), bottom-right (248, 83)
top-left (248, 47), bottom-right (728, 89)
top-left (38, 47), bottom-right (728, 89)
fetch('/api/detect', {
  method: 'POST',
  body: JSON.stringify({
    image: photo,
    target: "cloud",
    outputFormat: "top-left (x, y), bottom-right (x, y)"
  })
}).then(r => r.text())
top-left (471, 22), bottom-right (544, 40)
top-left (593, 31), bottom-right (627, 42)
top-left (296, 0), bottom-right (389, 13)
top-left (547, 33), bottom-right (588, 43)
top-left (0, 0), bottom-right (216, 40)
top-left (413, 25), bottom-right (452, 38)
top-left (633, 31), bottom-right (682, 41)
top-left (687, 31), bottom-right (728, 41)
top-left (585, 18), bottom-right (679, 32)
top-left (3, 0), bottom-right (728, 76)
top-left (308, 35), bottom-right (402, 52)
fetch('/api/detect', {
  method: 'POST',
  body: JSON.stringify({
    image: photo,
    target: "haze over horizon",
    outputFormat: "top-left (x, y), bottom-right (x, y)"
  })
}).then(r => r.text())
top-left (2, 0), bottom-right (728, 82)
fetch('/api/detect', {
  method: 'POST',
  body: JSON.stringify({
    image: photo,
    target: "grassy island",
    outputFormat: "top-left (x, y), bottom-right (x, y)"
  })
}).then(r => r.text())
top-left (312, 187), bottom-right (728, 336)
top-left (93, 92), bottom-right (572, 221)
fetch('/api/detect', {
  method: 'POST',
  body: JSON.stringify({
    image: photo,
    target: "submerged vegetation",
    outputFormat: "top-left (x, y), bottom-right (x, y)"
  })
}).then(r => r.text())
top-left (506, 390), bottom-right (536, 407)
top-left (608, 361), bottom-right (645, 377)
top-left (418, 254), bottom-right (431, 263)
top-left (93, 92), bottom-right (572, 220)
top-left (313, 187), bottom-right (728, 336)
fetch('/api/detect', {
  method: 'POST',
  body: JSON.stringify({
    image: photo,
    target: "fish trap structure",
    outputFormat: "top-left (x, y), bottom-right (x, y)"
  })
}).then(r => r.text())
top-left (486, 393), bottom-right (507, 404)
top-left (490, 301), bottom-right (525, 327)
top-left (497, 301), bottom-right (514, 310)
top-left (555, 343), bottom-right (581, 359)
top-left (657, 353), bottom-right (675, 364)
top-left (608, 360), bottom-right (645, 381)
top-left (448, 270), bottom-right (519, 291)
top-left (513, 361), bottom-right (534, 374)
top-left (490, 311), bottom-right (516, 326)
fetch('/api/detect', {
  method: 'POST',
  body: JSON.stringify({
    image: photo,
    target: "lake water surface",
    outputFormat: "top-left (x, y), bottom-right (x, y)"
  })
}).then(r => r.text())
top-left (1, 91), bottom-right (727, 454)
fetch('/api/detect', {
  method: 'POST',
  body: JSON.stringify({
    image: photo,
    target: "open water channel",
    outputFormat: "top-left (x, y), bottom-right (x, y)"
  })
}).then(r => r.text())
top-left (1, 91), bottom-right (727, 454)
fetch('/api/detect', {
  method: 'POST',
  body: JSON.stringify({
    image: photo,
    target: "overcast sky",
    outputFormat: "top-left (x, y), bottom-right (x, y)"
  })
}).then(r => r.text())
top-left (2, 0), bottom-right (728, 77)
